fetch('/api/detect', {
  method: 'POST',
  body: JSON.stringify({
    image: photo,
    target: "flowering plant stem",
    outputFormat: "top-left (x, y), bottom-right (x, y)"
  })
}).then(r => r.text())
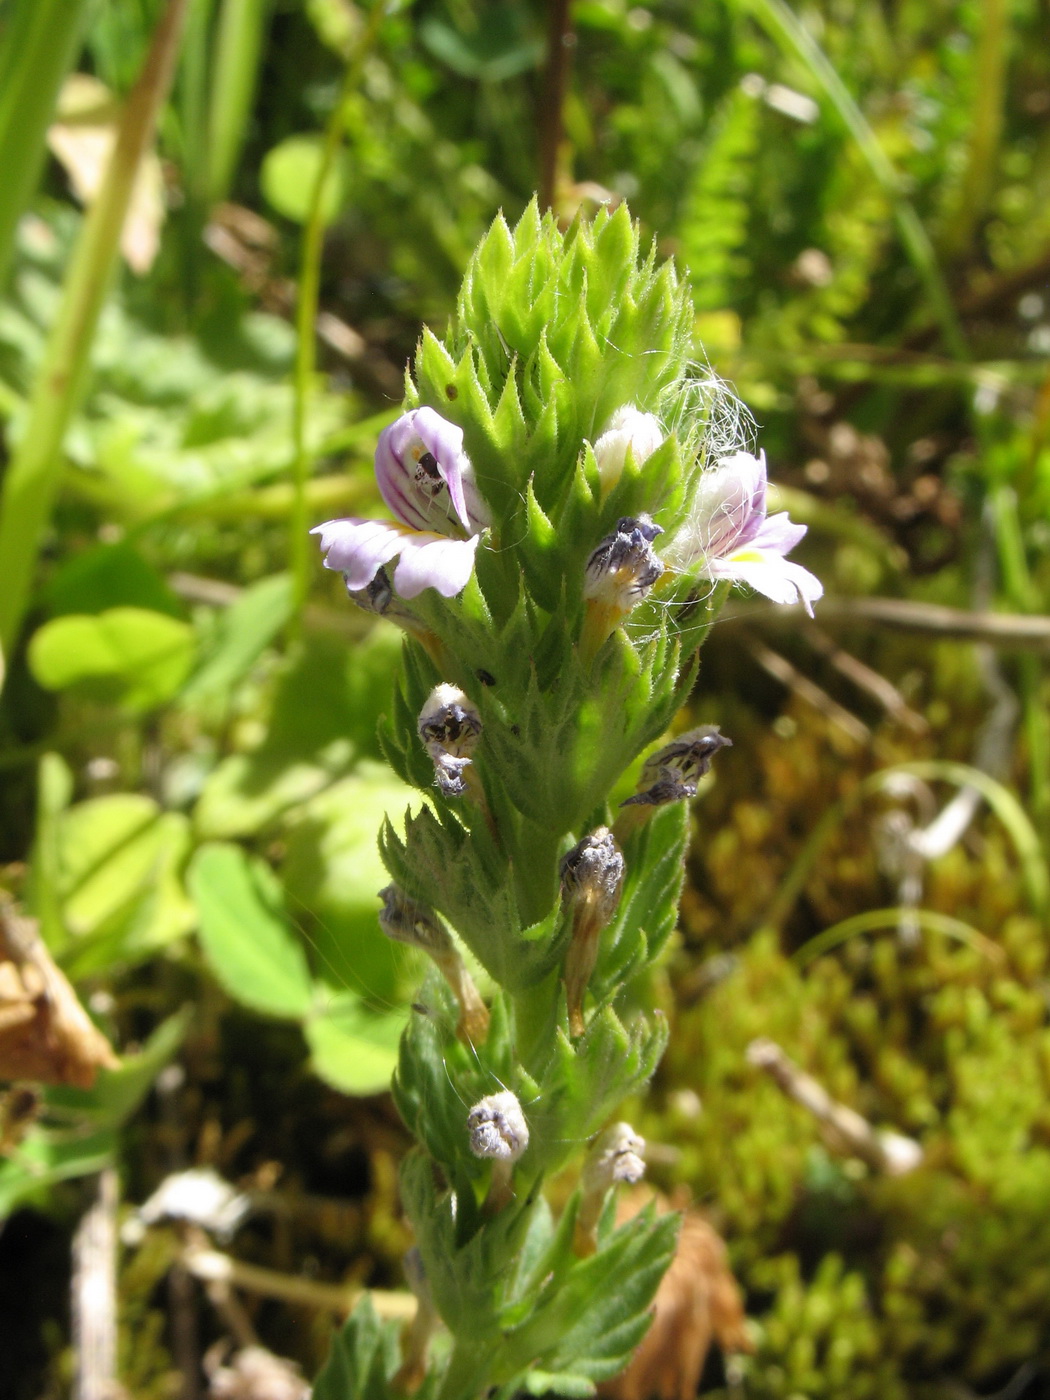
top-left (289, 2), bottom-right (385, 635)
top-left (0, 0), bottom-right (93, 292)
top-left (0, 0), bottom-right (189, 681)
top-left (311, 204), bottom-right (820, 1400)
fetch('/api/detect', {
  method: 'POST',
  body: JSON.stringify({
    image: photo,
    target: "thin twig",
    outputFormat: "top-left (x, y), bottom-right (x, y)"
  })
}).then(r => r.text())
top-left (182, 1243), bottom-right (417, 1321)
top-left (72, 1168), bottom-right (120, 1400)
top-left (749, 638), bottom-right (871, 744)
top-left (723, 596), bottom-right (1050, 651)
top-left (538, 0), bottom-right (573, 212)
top-left (747, 1039), bottom-right (923, 1175)
top-left (906, 245), bottom-right (1050, 350)
top-left (804, 627), bottom-right (928, 733)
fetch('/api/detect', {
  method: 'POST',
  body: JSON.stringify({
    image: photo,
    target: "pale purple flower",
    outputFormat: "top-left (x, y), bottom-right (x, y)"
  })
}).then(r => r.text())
top-left (312, 407), bottom-right (489, 600)
top-left (668, 449), bottom-right (822, 615)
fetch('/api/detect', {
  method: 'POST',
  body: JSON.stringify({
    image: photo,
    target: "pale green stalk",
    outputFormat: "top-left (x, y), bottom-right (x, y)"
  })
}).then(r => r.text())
top-left (288, 1), bottom-right (385, 630)
top-left (0, 0), bottom-right (93, 290)
top-left (745, 0), bottom-right (968, 360)
top-left (0, 0), bottom-right (191, 678)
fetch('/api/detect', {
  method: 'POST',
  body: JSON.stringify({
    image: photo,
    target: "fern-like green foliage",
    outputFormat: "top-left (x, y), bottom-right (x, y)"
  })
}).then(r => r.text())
top-left (679, 85), bottom-right (763, 314)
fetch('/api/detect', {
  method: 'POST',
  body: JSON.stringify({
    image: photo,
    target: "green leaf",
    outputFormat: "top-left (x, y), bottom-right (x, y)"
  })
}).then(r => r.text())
top-left (419, 6), bottom-right (544, 81)
top-left (193, 747), bottom-right (351, 841)
top-left (189, 843), bottom-right (314, 1019)
top-left (28, 606), bottom-right (196, 710)
top-left (497, 1208), bottom-right (679, 1383)
top-left (594, 803), bottom-right (689, 996)
top-left (42, 540), bottom-right (185, 618)
top-left (281, 764), bottom-right (418, 1006)
top-left (179, 572), bottom-right (293, 714)
top-left (522, 1370), bottom-right (596, 1397)
top-left (261, 134), bottom-right (352, 224)
top-left (527, 1009), bottom-right (669, 1175)
top-left (305, 994), bottom-right (407, 1096)
top-left (44, 1008), bottom-right (191, 1127)
top-left (313, 1297), bottom-right (400, 1400)
top-left (57, 795), bottom-right (195, 977)
top-left (28, 752), bottom-right (73, 953)
top-left (193, 633), bottom-right (401, 839)
top-left (393, 975), bottom-right (490, 1177)
top-left (0, 1127), bottom-right (117, 1219)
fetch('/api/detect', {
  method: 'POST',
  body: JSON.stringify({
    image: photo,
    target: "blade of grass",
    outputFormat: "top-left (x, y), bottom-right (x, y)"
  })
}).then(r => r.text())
top-left (205, 0), bottom-right (271, 205)
top-left (178, 0), bottom-right (216, 209)
top-left (0, 0), bottom-right (94, 290)
top-left (288, 0), bottom-right (386, 632)
top-left (990, 485), bottom-right (1050, 840)
top-left (941, 0), bottom-right (1008, 258)
top-left (0, 0), bottom-right (190, 679)
top-left (743, 0), bottom-right (968, 361)
top-left (794, 907), bottom-right (1003, 970)
top-left (760, 759), bottom-right (1050, 932)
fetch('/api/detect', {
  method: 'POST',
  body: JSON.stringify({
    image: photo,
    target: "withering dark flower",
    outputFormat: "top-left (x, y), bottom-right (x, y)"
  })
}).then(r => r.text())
top-left (581, 515), bottom-right (665, 661)
top-left (560, 827), bottom-right (625, 924)
top-left (584, 515), bottom-right (664, 614)
top-left (377, 885), bottom-right (489, 1044)
top-left (418, 684), bottom-right (482, 797)
top-left (377, 884), bottom-right (452, 955)
top-left (346, 565), bottom-right (394, 616)
top-left (561, 827), bottom-right (625, 1037)
top-left (623, 725), bottom-right (732, 808)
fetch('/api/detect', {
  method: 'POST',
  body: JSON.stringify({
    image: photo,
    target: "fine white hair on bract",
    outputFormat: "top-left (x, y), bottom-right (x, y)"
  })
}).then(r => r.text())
top-left (657, 361), bottom-right (757, 465)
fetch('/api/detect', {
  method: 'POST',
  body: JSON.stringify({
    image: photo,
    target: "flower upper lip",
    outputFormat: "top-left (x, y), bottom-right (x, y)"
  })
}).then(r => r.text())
top-left (376, 406), bottom-right (489, 536)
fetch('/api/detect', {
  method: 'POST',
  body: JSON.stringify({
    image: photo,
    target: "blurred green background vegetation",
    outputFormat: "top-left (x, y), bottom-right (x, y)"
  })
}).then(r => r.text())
top-left (2, 0), bottom-right (1050, 1396)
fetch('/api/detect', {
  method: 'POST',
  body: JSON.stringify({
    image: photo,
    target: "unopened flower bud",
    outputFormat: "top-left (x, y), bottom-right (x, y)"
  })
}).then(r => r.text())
top-left (468, 1089), bottom-right (529, 1162)
top-left (582, 516), bottom-right (664, 660)
top-left (561, 827), bottom-right (625, 1037)
top-left (624, 725), bottom-right (732, 808)
top-left (468, 1090), bottom-right (530, 1212)
top-left (418, 684), bottom-right (482, 798)
top-left (378, 886), bottom-right (489, 1044)
top-left (575, 1122), bottom-right (646, 1255)
top-left (593, 406), bottom-right (664, 496)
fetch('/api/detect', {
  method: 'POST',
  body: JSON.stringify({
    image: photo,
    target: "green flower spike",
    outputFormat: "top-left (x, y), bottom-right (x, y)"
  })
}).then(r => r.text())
top-left (311, 202), bottom-right (820, 1400)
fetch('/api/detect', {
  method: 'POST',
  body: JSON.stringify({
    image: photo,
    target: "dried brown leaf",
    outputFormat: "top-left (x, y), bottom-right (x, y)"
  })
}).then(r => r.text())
top-left (0, 906), bottom-right (119, 1089)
